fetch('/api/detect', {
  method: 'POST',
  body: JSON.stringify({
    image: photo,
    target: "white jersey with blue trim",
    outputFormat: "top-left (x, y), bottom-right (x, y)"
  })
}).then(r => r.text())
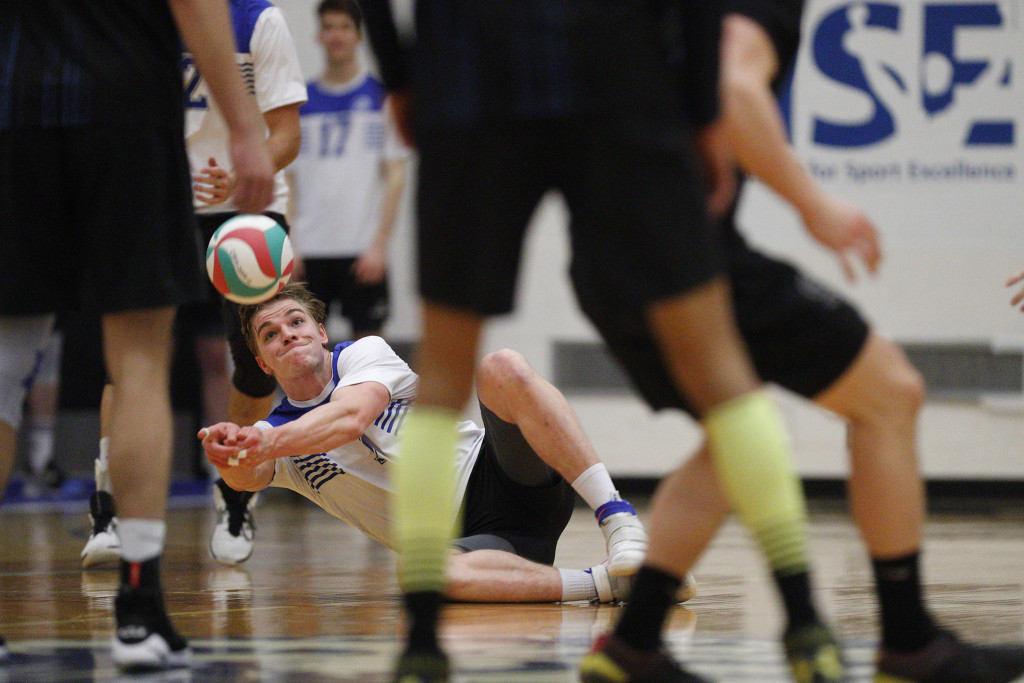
top-left (288, 70), bottom-right (410, 257)
top-left (183, 0), bottom-right (307, 215)
top-left (260, 336), bottom-right (483, 550)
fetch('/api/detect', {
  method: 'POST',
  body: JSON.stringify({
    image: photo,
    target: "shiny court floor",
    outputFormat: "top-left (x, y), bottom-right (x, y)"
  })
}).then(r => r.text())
top-left (1, 493), bottom-right (1022, 682)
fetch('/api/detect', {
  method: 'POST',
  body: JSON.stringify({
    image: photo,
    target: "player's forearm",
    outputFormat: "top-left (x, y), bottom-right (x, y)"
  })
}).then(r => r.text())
top-left (372, 160), bottom-right (407, 249)
top-left (263, 105), bottom-right (302, 172)
top-left (263, 401), bottom-right (372, 460)
top-left (723, 71), bottom-right (820, 217)
top-left (217, 461), bottom-right (273, 492)
top-left (720, 14), bottom-right (821, 218)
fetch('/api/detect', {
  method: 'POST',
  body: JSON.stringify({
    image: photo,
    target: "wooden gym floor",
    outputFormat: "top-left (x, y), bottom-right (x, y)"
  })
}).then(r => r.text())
top-left (1, 492), bottom-right (1022, 682)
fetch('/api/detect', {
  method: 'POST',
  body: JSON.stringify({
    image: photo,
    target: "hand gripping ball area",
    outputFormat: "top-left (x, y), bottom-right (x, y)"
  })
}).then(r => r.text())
top-left (206, 214), bottom-right (294, 304)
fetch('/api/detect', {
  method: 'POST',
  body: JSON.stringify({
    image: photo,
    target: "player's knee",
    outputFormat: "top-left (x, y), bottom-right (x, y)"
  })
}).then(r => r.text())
top-left (231, 365), bottom-right (276, 399)
top-left (478, 349), bottom-right (532, 393)
top-left (886, 358), bottom-right (926, 417)
top-left (868, 340), bottom-right (925, 419)
top-left (227, 329), bottom-right (275, 398)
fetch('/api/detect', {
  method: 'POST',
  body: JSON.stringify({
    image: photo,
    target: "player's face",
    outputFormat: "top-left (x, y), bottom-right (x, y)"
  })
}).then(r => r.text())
top-left (252, 299), bottom-right (328, 375)
top-left (318, 11), bottom-right (361, 66)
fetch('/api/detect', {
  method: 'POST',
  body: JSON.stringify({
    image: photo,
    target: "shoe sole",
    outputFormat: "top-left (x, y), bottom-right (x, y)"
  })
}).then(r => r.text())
top-left (112, 635), bottom-right (190, 672)
top-left (606, 549), bottom-right (645, 577)
top-left (208, 539), bottom-right (253, 565)
top-left (81, 545), bottom-right (120, 569)
top-left (677, 573), bottom-right (698, 603)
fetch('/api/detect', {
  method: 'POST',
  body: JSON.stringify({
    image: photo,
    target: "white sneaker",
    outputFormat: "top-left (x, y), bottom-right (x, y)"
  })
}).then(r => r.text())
top-left (209, 479), bottom-right (257, 565)
top-left (589, 563), bottom-right (698, 604)
top-left (596, 500), bottom-right (648, 577)
top-left (82, 491), bottom-right (120, 569)
top-left (0, 636), bottom-right (9, 661)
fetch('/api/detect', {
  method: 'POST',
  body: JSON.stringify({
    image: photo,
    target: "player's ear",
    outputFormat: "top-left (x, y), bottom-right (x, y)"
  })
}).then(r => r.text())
top-left (255, 356), bottom-right (273, 375)
top-left (318, 323), bottom-right (328, 345)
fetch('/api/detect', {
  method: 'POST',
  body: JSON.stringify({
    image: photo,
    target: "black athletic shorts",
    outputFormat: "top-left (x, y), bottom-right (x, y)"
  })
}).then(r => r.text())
top-left (301, 257), bottom-right (389, 334)
top-left (417, 117), bottom-right (723, 317)
top-left (0, 125), bottom-right (204, 314)
top-left (177, 211), bottom-right (288, 398)
top-left (455, 404), bottom-right (577, 566)
top-left (589, 239), bottom-right (870, 416)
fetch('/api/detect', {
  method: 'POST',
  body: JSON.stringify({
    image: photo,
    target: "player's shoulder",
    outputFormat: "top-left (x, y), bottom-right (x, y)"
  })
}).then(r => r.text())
top-left (228, 0), bottom-right (273, 52)
top-left (338, 336), bottom-right (391, 356)
top-left (361, 74), bottom-right (389, 104)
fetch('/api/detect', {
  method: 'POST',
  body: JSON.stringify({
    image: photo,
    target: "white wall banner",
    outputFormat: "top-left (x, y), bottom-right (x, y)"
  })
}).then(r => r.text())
top-left (788, 0), bottom-right (1023, 246)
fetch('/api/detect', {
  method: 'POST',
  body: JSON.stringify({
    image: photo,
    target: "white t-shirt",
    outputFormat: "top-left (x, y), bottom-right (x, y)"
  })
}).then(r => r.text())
top-left (287, 70), bottom-right (410, 257)
top-left (261, 336), bottom-right (483, 550)
top-left (183, 0), bottom-right (307, 215)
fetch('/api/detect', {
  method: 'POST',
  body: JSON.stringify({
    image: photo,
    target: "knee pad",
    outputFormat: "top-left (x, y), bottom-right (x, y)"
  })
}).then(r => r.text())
top-left (0, 314), bottom-right (56, 428)
top-left (221, 299), bottom-right (276, 398)
top-left (227, 326), bottom-right (277, 398)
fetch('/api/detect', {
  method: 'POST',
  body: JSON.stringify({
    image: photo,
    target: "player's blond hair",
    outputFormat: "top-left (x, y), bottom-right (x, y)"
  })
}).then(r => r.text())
top-left (239, 282), bottom-right (328, 357)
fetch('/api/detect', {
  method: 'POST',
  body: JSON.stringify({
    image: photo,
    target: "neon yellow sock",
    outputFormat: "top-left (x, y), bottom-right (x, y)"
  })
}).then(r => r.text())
top-left (704, 390), bottom-right (809, 575)
top-left (393, 405), bottom-right (460, 594)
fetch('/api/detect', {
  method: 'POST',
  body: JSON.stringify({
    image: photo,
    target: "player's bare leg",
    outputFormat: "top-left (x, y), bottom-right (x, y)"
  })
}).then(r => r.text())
top-left (475, 349), bottom-right (648, 576)
top-left (104, 307), bottom-right (189, 671)
top-left (392, 303), bottom-right (483, 682)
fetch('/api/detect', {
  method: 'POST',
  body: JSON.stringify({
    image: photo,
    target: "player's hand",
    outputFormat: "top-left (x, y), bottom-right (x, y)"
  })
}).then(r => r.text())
top-left (198, 422), bottom-right (244, 468)
top-left (802, 194), bottom-right (882, 282)
top-left (1006, 270), bottom-right (1024, 312)
top-left (229, 130), bottom-right (275, 213)
top-left (200, 424), bottom-right (273, 469)
top-left (352, 244), bottom-right (387, 284)
top-left (193, 157), bottom-right (237, 206)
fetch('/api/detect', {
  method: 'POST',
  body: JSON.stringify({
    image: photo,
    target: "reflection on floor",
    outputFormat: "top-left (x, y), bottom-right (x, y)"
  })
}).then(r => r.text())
top-left (1, 496), bottom-right (1022, 681)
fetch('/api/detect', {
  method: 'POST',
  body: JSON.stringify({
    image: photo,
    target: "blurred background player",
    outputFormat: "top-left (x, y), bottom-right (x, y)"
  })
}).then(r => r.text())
top-left (81, 0), bottom-right (307, 570)
top-left (17, 328), bottom-right (66, 497)
top-left (579, 2), bottom-right (1024, 682)
top-left (287, 0), bottom-right (410, 342)
top-left (0, 0), bottom-right (274, 670)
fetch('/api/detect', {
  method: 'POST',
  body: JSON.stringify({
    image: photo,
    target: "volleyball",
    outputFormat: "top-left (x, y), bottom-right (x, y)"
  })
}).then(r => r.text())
top-left (206, 214), bottom-right (294, 304)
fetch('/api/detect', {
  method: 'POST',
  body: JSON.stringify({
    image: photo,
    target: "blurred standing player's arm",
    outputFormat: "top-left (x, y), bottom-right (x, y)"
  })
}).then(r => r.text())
top-left (353, 99), bottom-right (409, 285)
top-left (169, 0), bottom-right (274, 213)
top-left (1006, 270), bottom-right (1024, 311)
top-left (719, 11), bottom-right (880, 281)
top-left (191, 1), bottom-right (305, 207)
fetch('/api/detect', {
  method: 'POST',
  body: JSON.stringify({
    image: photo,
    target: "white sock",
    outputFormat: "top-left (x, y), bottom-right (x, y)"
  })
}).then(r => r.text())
top-left (558, 568), bottom-right (598, 602)
top-left (571, 463), bottom-right (620, 511)
top-left (95, 438), bottom-right (112, 493)
top-left (26, 417), bottom-right (55, 474)
top-left (118, 519), bottom-right (165, 562)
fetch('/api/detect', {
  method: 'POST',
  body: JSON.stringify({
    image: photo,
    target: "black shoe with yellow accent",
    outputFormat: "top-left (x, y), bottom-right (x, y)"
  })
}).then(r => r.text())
top-left (875, 629), bottom-right (1024, 683)
top-left (783, 621), bottom-right (847, 683)
top-left (579, 633), bottom-right (712, 683)
top-left (392, 647), bottom-right (449, 683)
